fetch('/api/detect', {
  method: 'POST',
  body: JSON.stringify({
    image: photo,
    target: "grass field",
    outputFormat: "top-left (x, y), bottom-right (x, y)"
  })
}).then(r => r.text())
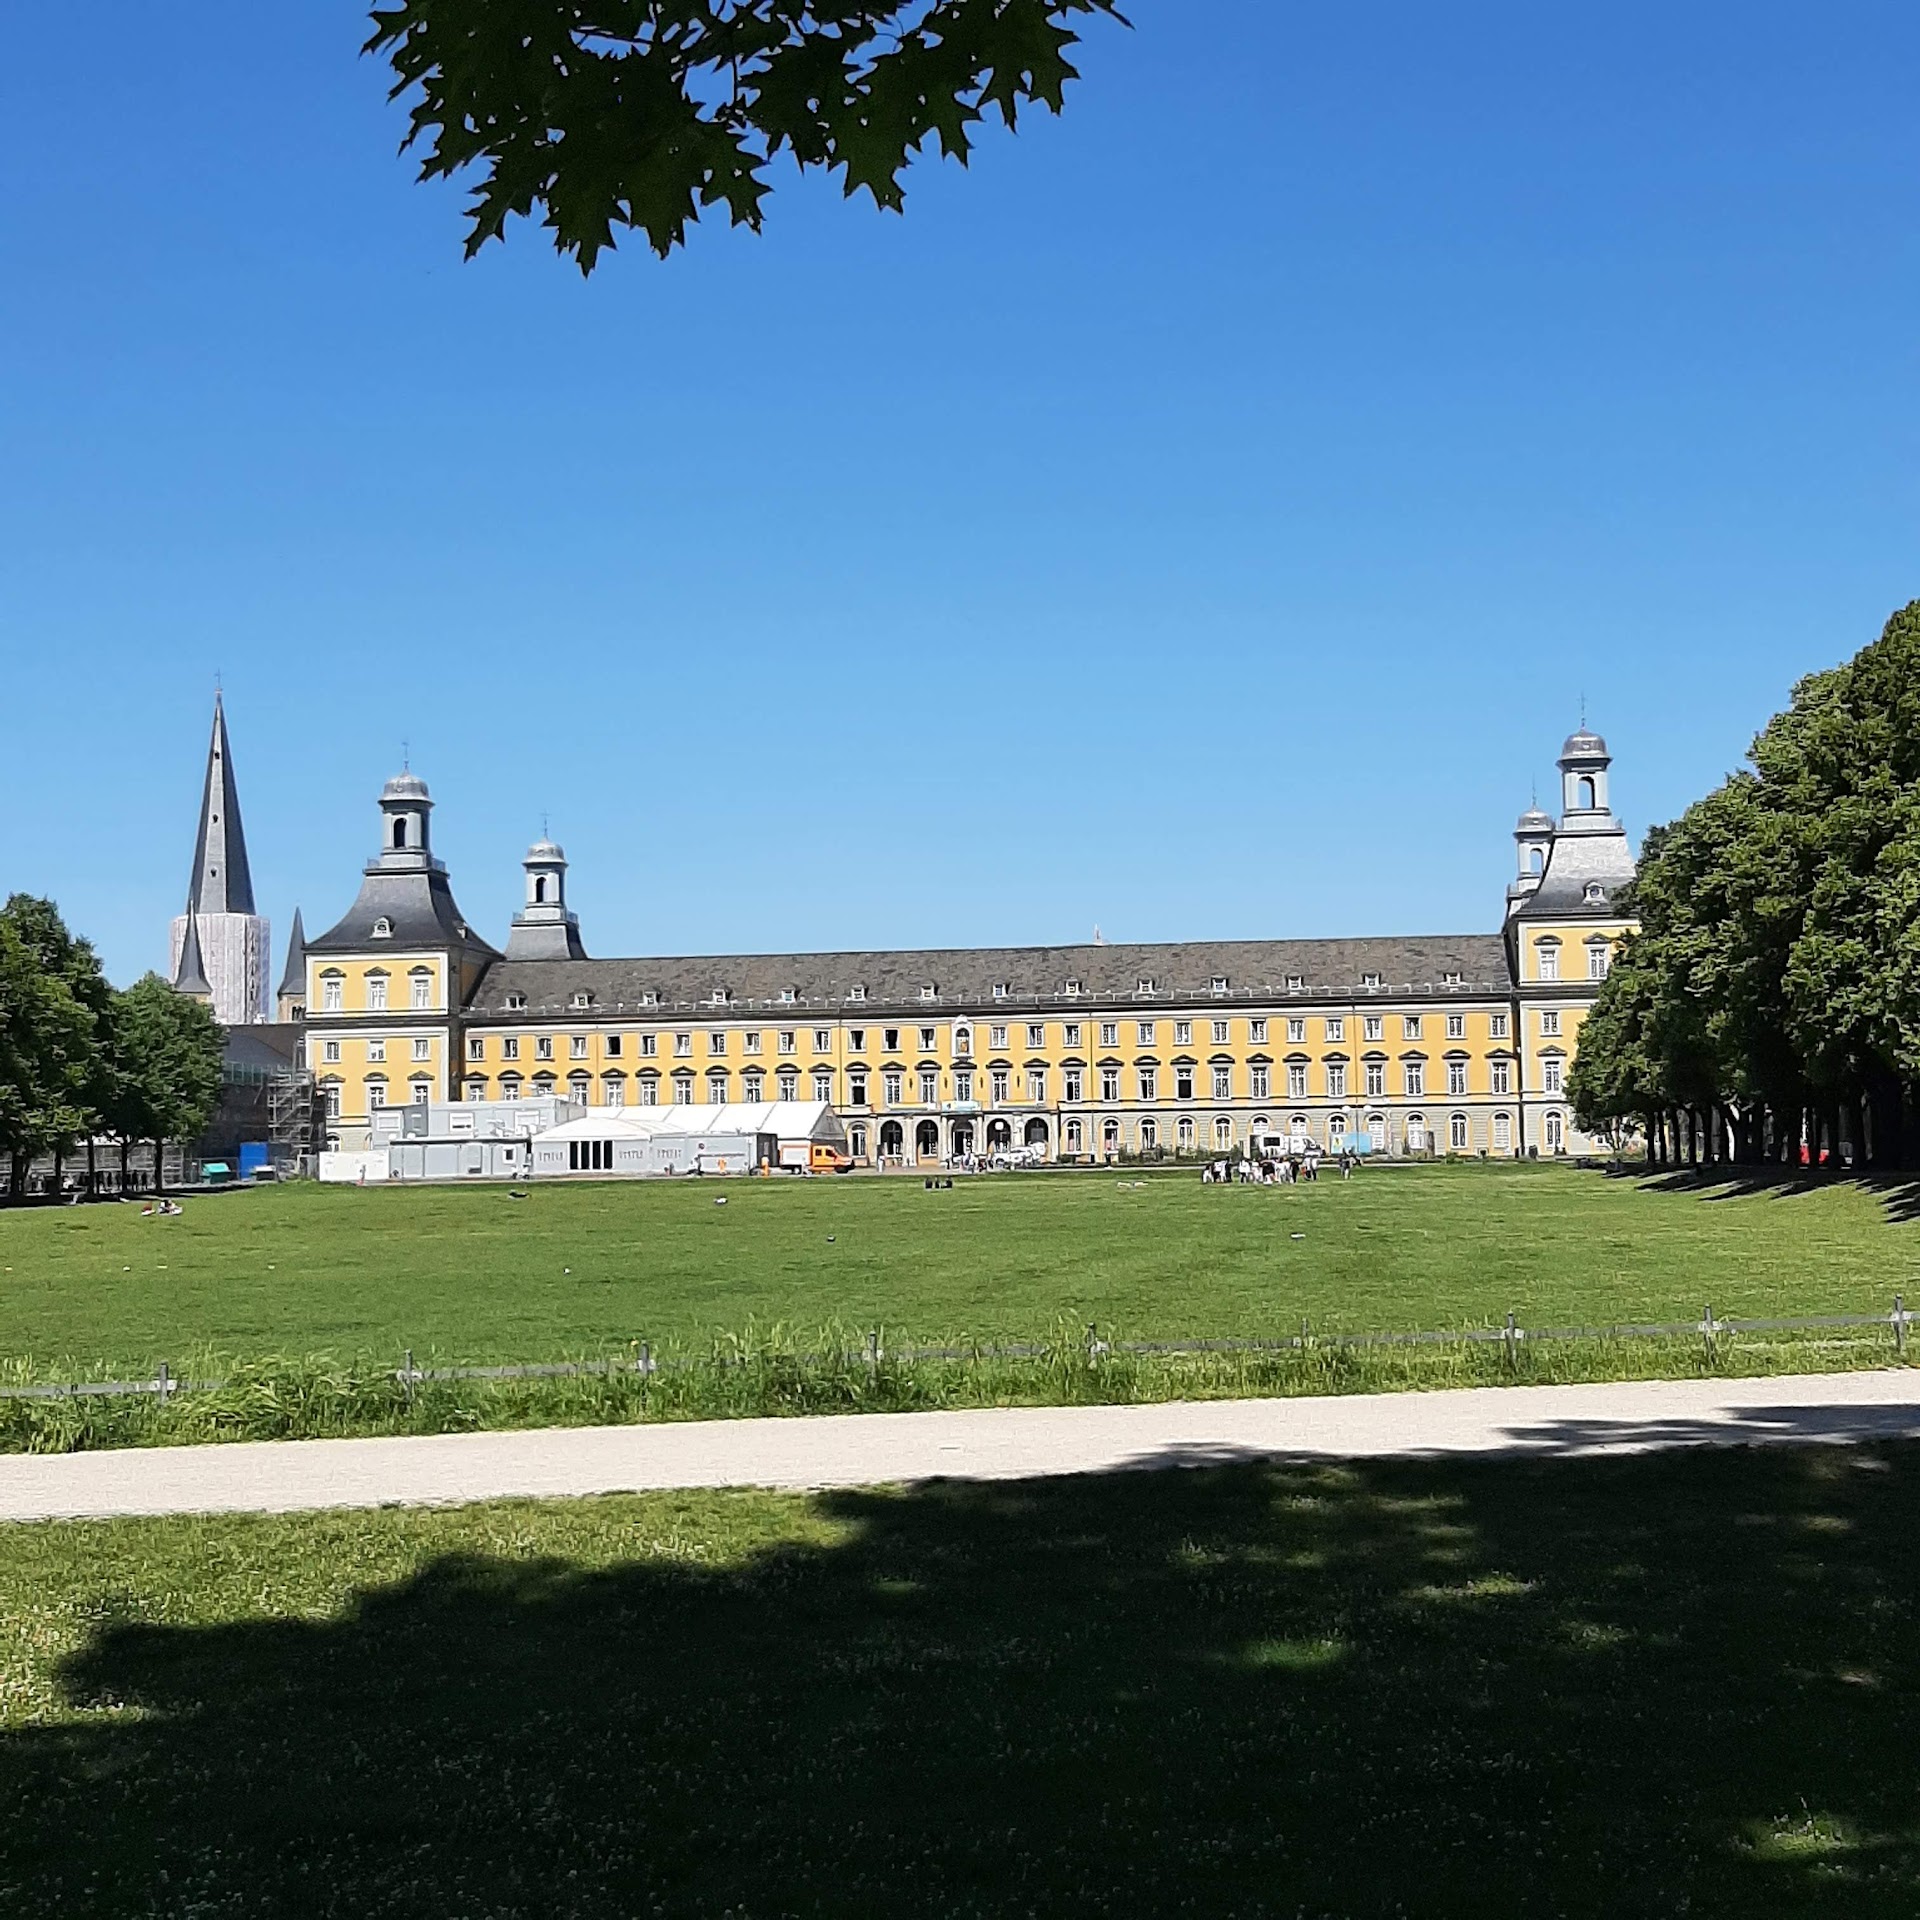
top-left (1, 1162), bottom-right (1915, 1371)
top-left (4, 1441), bottom-right (1917, 1915)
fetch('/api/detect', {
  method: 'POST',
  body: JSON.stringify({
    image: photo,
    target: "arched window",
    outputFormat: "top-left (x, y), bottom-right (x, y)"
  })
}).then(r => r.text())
top-left (1326, 1113), bottom-right (1348, 1146)
top-left (392, 816), bottom-right (407, 849)
top-left (1576, 776), bottom-right (1595, 808)
top-left (1529, 846), bottom-right (1544, 874)
top-left (1177, 1115), bottom-right (1195, 1149)
top-left (1545, 1110), bottom-right (1566, 1153)
top-left (1449, 1112), bottom-right (1470, 1152)
top-left (1102, 1118), bottom-right (1120, 1151)
top-left (371, 917), bottom-right (393, 941)
top-left (1139, 1117), bottom-right (1157, 1150)
top-left (1213, 1116), bottom-right (1233, 1149)
top-left (534, 875), bottom-right (550, 902)
top-left (1493, 1111), bottom-right (1512, 1153)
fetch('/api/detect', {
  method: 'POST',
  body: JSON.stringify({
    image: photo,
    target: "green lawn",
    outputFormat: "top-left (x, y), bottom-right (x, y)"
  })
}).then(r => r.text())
top-left (2, 1163), bottom-right (1916, 1370)
top-left (4, 1442), bottom-right (1917, 1915)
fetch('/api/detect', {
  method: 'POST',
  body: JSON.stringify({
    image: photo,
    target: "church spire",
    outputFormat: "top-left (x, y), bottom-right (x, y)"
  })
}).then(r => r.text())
top-left (187, 690), bottom-right (257, 916)
top-left (172, 905), bottom-right (213, 999)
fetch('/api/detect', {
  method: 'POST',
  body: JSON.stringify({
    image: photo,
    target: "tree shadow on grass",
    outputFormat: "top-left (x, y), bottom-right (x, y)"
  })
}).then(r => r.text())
top-left (1634, 1166), bottom-right (1920, 1225)
top-left (5, 1444), bottom-right (1920, 1918)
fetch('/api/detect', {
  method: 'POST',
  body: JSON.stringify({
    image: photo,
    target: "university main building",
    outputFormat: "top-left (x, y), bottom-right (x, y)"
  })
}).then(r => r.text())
top-left (208, 721), bottom-right (1636, 1165)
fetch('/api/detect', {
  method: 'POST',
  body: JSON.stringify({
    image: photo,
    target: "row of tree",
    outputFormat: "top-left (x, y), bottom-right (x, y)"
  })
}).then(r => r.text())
top-left (0, 895), bottom-right (224, 1201)
top-left (1571, 601), bottom-right (1920, 1171)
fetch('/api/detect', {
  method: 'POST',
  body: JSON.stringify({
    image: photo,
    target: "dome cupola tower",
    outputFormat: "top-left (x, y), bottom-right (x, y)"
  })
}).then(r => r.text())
top-left (505, 836), bottom-right (589, 961)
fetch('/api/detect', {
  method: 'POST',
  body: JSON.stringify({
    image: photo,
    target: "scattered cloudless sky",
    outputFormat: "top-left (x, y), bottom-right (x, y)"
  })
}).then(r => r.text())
top-left (2, 1), bottom-right (1916, 985)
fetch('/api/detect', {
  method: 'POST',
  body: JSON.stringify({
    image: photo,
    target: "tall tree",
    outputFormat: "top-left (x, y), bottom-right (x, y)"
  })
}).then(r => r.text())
top-left (367, 0), bottom-right (1126, 268)
top-left (0, 896), bottom-right (111, 1200)
top-left (105, 976), bottom-right (225, 1196)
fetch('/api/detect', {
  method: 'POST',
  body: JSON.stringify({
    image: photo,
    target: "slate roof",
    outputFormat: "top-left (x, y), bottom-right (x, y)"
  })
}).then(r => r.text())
top-left (307, 868), bottom-right (500, 962)
top-left (186, 693), bottom-right (257, 917)
top-left (464, 933), bottom-right (1515, 1020)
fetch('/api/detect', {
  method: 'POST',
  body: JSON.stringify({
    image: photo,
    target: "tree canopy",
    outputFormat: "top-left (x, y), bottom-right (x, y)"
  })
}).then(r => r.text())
top-left (1571, 600), bottom-right (1920, 1171)
top-left (365, 0), bottom-right (1127, 269)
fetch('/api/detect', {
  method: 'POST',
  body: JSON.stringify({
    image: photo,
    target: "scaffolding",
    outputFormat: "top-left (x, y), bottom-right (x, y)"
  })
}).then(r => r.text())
top-left (267, 1068), bottom-right (321, 1178)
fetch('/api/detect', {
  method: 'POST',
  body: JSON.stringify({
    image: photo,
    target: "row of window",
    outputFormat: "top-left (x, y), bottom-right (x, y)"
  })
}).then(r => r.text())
top-left (448, 1053), bottom-right (1568, 1108)
top-left (1046, 1110), bottom-right (1567, 1155)
top-left (447, 1008), bottom-right (1578, 1067)
top-left (1533, 937), bottom-right (1612, 983)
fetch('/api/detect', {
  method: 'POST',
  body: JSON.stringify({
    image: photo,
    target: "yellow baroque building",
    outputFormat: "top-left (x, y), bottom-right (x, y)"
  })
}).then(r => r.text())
top-left (287, 732), bottom-right (1635, 1165)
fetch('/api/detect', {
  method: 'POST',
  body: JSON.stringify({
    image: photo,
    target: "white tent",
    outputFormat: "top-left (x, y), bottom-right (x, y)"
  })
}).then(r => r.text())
top-left (530, 1101), bottom-right (845, 1177)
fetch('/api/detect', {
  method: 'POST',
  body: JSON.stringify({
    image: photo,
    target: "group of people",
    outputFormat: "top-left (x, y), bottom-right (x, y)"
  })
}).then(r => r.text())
top-left (1201, 1147), bottom-right (1359, 1185)
top-left (138, 1199), bottom-right (185, 1217)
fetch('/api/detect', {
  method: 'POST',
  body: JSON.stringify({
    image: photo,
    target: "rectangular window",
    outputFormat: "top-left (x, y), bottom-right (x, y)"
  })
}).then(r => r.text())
top-left (743, 1031), bottom-right (761, 1054)
top-left (814, 1029), bottom-right (832, 1053)
top-left (638, 1033), bottom-right (656, 1057)
top-left (990, 1024), bottom-right (1008, 1050)
top-left (502, 1036), bottom-right (520, 1061)
top-left (1250, 1065), bottom-right (1270, 1100)
top-left (882, 1028), bottom-right (899, 1051)
top-left (675, 1033), bottom-right (693, 1057)
top-left (1212, 1020), bottom-right (1230, 1045)
top-left (1213, 1066), bottom-right (1233, 1101)
top-left (1137, 1021), bottom-right (1155, 1045)
top-left (413, 1038), bottom-right (431, 1062)
top-left (884, 1070), bottom-right (903, 1105)
top-left (1175, 1020), bottom-right (1193, 1046)
top-left (849, 1073), bottom-right (868, 1106)
top-left (813, 1069), bottom-right (833, 1102)
top-left (1027, 1069), bottom-right (1046, 1104)
top-left (570, 1035), bottom-right (589, 1059)
top-left (366, 977), bottom-right (387, 1012)
top-left (1491, 1059), bottom-right (1511, 1096)
top-left (1323, 1017), bottom-right (1342, 1043)
top-left (991, 1069), bottom-right (1009, 1104)
top-left (1138, 1068), bottom-right (1157, 1101)
top-left (410, 974), bottom-right (432, 1011)
top-left (1064, 1069), bottom-right (1083, 1102)
top-left (955, 1069), bottom-right (973, 1102)
top-left (743, 1071), bottom-right (763, 1102)
top-left (322, 1039), bottom-right (341, 1064)
top-left (536, 1036), bottom-right (554, 1060)
top-left (367, 1040), bottom-right (385, 1063)
top-left (848, 1030), bottom-right (865, 1053)
top-left (1176, 1067), bottom-right (1194, 1100)
top-left (1489, 1013), bottom-right (1509, 1039)
top-left (1538, 945), bottom-right (1560, 982)
top-left (639, 1079), bottom-right (658, 1106)
top-left (1286, 1018), bottom-right (1305, 1044)
top-left (1589, 945), bottom-right (1610, 980)
top-left (1365, 1062), bottom-right (1385, 1098)
top-left (1027, 1023), bottom-right (1046, 1049)
top-left (779, 1069), bottom-right (800, 1101)
top-left (674, 1076), bottom-right (694, 1105)
top-left (322, 976), bottom-right (343, 1012)
top-left (1286, 1064), bottom-right (1306, 1100)
top-left (1324, 1064), bottom-right (1345, 1100)
top-left (1100, 1022), bottom-right (1119, 1048)
top-left (1403, 1016), bottom-right (1422, 1040)
top-left (605, 1034), bottom-right (622, 1058)
top-left (1447, 1060), bottom-right (1468, 1096)
top-left (919, 1027), bottom-right (937, 1051)
top-left (919, 1069), bottom-right (939, 1104)
top-left (708, 1031), bottom-right (727, 1055)
top-left (1249, 1019), bottom-right (1268, 1043)
top-left (1446, 1014), bottom-right (1465, 1040)
top-left (776, 1031), bottom-right (796, 1055)
top-left (1543, 1057), bottom-right (1564, 1094)
top-left (1064, 1023), bottom-right (1081, 1048)
top-left (1542, 1010), bottom-right (1562, 1036)
top-left (366, 1083), bottom-right (386, 1109)
top-left (1100, 1068), bottom-right (1119, 1102)
top-left (1363, 1016), bottom-right (1383, 1042)
top-left (1404, 1063), bottom-right (1425, 1097)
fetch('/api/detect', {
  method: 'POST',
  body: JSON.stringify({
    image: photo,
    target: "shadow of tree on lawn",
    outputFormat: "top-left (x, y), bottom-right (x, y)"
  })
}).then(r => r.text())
top-left (1635, 1166), bottom-right (1920, 1224)
top-left (5, 1441), bottom-right (1920, 1917)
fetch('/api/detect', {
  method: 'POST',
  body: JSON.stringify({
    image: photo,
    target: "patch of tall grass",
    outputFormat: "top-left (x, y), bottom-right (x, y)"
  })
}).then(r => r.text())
top-left (0, 1318), bottom-right (1908, 1454)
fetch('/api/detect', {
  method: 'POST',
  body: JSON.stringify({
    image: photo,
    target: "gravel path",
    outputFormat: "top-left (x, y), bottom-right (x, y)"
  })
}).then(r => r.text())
top-left (5, 1369), bottom-right (1919, 1522)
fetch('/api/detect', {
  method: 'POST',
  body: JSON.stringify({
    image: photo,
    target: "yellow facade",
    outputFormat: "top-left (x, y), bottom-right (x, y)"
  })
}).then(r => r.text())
top-left (297, 732), bottom-right (1639, 1162)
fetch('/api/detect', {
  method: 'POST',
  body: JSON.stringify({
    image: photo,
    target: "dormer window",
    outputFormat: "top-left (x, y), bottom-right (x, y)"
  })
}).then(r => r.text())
top-left (920, 984), bottom-right (938, 1001)
top-left (1284, 974), bottom-right (1303, 992)
top-left (849, 983), bottom-right (867, 1002)
top-left (710, 988), bottom-right (731, 1007)
top-left (1442, 970), bottom-right (1463, 987)
top-left (505, 991), bottom-right (527, 1012)
top-left (992, 983), bottom-right (1008, 1000)
top-left (371, 917), bottom-right (392, 939)
top-left (1210, 976), bottom-right (1229, 994)
top-left (1065, 979), bottom-right (1083, 997)
top-left (779, 987), bottom-right (797, 1005)
top-left (571, 991), bottom-right (593, 1010)
top-left (1135, 977), bottom-right (1156, 996)
top-left (1361, 971), bottom-right (1382, 989)
top-left (640, 990), bottom-right (659, 1007)
top-left (1584, 882), bottom-right (1606, 905)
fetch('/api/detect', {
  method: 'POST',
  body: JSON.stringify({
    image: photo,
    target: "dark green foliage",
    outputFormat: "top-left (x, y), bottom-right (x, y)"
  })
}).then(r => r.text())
top-left (365, 0), bottom-right (1127, 268)
top-left (1574, 601), bottom-right (1920, 1169)
top-left (102, 975), bottom-right (224, 1161)
top-left (5, 1443), bottom-right (1920, 1912)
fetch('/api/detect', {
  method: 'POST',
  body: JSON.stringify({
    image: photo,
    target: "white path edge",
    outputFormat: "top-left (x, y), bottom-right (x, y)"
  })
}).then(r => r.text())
top-left (5, 1370), bottom-right (1920, 1523)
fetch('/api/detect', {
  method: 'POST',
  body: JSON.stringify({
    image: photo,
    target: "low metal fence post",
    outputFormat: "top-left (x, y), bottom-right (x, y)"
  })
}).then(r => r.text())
top-left (1701, 1305), bottom-right (1717, 1368)
top-left (1896, 1295), bottom-right (1909, 1360)
top-left (1502, 1311), bottom-right (1519, 1372)
top-left (155, 1360), bottom-right (170, 1403)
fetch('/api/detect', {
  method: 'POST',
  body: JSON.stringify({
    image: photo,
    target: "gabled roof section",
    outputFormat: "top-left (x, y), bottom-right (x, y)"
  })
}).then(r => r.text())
top-left (1510, 829), bottom-right (1636, 920)
top-left (308, 867), bottom-right (500, 962)
top-left (173, 910), bottom-right (212, 996)
top-left (186, 693), bottom-right (257, 917)
top-left (277, 908), bottom-right (307, 997)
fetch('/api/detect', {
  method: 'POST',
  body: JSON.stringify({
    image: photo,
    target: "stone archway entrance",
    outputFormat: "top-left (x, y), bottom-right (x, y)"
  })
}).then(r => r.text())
top-left (879, 1119), bottom-right (904, 1162)
top-left (950, 1119), bottom-right (975, 1158)
top-left (1023, 1118), bottom-right (1049, 1151)
top-left (986, 1118), bottom-right (1012, 1152)
top-left (914, 1119), bottom-right (940, 1162)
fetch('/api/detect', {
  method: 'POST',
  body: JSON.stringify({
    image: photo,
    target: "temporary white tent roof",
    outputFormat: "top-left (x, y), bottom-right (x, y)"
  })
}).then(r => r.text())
top-left (532, 1101), bottom-right (843, 1145)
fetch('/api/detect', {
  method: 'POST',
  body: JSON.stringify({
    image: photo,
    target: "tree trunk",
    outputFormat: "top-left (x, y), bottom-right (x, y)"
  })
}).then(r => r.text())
top-left (119, 1137), bottom-right (131, 1194)
top-left (153, 1141), bottom-right (166, 1197)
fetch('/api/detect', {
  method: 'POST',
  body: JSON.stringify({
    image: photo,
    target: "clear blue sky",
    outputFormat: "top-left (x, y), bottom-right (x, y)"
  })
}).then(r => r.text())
top-left (3, 2), bottom-right (1915, 987)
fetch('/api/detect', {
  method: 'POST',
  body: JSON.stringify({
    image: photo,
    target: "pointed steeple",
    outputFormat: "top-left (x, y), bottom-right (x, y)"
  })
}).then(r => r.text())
top-left (277, 908), bottom-right (306, 999)
top-left (173, 907), bottom-right (213, 999)
top-left (187, 691), bottom-right (257, 916)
